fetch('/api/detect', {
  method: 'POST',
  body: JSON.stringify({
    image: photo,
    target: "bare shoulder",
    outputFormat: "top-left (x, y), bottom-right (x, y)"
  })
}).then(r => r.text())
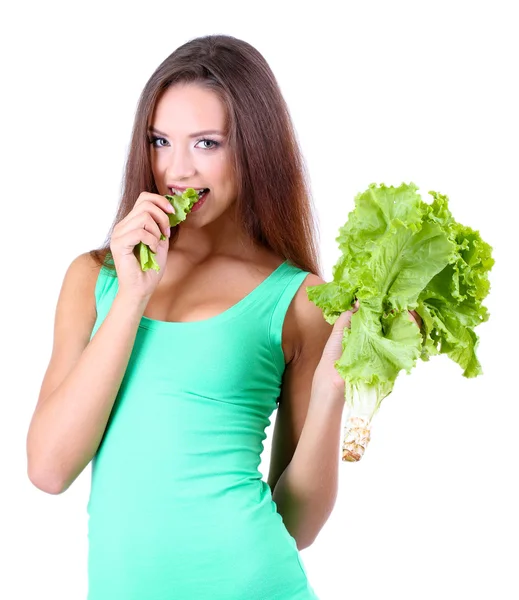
top-left (54, 250), bottom-right (106, 341)
top-left (72, 249), bottom-right (105, 272)
top-left (285, 273), bottom-right (333, 363)
top-left (65, 251), bottom-right (104, 296)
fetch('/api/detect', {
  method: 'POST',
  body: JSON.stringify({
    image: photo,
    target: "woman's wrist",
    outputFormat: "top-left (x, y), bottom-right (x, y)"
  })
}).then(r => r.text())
top-left (113, 291), bottom-right (150, 319)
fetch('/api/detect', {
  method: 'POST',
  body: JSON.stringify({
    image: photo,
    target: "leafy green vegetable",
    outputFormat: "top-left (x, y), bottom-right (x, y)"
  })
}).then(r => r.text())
top-left (307, 182), bottom-right (494, 460)
top-left (138, 188), bottom-right (200, 272)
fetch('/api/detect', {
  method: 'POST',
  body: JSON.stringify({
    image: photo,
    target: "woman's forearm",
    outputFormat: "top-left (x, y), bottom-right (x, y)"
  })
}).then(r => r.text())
top-left (272, 381), bottom-right (345, 550)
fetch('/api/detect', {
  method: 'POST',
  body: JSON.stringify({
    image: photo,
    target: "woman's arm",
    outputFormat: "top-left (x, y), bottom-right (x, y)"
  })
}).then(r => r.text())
top-left (26, 253), bottom-right (149, 494)
top-left (269, 290), bottom-right (421, 549)
top-left (268, 274), bottom-right (346, 550)
top-left (270, 376), bottom-right (345, 551)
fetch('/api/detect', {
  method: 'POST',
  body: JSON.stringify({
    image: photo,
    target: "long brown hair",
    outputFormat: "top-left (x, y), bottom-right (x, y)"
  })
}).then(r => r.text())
top-left (90, 34), bottom-right (322, 277)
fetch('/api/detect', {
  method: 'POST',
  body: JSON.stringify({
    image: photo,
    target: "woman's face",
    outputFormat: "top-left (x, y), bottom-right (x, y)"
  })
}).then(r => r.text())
top-left (148, 83), bottom-right (237, 225)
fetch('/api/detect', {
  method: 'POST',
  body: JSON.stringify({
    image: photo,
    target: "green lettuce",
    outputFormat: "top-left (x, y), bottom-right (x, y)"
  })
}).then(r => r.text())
top-left (139, 188), bottom-right (200, 272)
top-left (307, 183), bottom-right (494, 458)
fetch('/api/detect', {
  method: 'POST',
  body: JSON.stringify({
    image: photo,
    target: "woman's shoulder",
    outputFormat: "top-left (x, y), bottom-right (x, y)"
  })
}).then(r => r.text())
top-left (61, 249), bottom-right (109, 300)
top-left (51, 250), bottom-right (106, 345)
top-left (283, 271), bottom-right (331, 368)
top-left (277, 255), bottom-right (328, 363)
top-left (288, 271), bottom-right (328, 331)
top-left (66, 248), bottom-right (107, 278)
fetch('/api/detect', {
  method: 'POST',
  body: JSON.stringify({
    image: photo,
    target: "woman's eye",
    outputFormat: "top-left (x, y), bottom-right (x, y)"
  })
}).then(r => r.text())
top-left (149, 136), bottom-right (168, 148)
top-left (149, 136), bottom-right (219, 149)
top-left (195, 139), bottom-right (219, 150)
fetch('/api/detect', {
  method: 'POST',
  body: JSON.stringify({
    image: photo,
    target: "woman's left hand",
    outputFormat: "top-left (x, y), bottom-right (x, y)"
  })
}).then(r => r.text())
top-left (314, 301), bottom-right (422, 394)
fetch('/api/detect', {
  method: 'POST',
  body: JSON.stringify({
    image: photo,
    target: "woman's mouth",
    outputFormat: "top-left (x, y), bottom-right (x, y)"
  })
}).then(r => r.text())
top-left (168, 187), bottom-right (210, 213)
top-left (191, 189), bottom-right (209, 212)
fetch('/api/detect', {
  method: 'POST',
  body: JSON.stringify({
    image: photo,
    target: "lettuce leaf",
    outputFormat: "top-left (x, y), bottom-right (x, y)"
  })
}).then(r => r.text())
top-left (138, 188), bottom-right (200, 272)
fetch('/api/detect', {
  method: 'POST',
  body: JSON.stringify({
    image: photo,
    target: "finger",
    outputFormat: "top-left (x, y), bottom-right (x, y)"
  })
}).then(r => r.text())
top-left (408, 310), bottom-right (423, 329)
top-left (114, 228), bottom-right (161, 255)
top-left (135, 191), bottom-right (176, 215)
top-left (135, 201), bottom-right (173, 238)
top-left (335, 310), bottom-right (354, 330)
top-left (128, 195), bottom-right (174, 235)
top-left (118, 209), bottom-right (163, 240)
top-left (122, 212), bottom-right (163, 241)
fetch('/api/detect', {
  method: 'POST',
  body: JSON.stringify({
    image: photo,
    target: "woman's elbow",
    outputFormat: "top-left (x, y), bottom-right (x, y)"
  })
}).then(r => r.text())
top-left (27, 463), bottom-right (66, 495)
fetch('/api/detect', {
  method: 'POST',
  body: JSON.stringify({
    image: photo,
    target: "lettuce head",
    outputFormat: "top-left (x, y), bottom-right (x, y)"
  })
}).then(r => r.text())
top-left (307, 182), bottom-right (494, 422)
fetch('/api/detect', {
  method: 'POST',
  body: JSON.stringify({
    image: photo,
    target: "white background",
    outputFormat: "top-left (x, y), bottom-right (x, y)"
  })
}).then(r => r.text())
top-left (2, 1), bottom-right (517, 599)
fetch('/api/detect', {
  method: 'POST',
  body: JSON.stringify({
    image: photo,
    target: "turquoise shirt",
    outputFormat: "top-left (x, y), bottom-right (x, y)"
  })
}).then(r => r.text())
top-left (86, 259), bottom-right (319, 599)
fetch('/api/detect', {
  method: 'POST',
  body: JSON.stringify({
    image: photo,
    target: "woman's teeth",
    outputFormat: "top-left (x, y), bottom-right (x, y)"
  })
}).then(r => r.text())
top-left (170, 188), bottom-right (209, 197)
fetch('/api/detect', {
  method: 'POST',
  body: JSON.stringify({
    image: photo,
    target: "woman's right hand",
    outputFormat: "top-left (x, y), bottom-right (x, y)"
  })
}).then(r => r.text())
top-left (110, 192), bottom-right (175, 301)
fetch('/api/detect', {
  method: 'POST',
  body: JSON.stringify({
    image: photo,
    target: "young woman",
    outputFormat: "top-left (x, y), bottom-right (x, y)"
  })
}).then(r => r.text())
top-left (27, 34), bottom-right (418, 599)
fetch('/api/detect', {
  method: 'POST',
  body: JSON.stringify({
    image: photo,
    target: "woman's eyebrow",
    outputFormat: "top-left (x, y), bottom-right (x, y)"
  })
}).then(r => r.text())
top-left (147, 127), bottom-right (225, 138)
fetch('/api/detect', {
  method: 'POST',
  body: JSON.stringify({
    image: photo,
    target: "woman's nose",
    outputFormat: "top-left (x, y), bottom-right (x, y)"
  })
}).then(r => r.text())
top-left (166, 148), bottom-right (196, 180)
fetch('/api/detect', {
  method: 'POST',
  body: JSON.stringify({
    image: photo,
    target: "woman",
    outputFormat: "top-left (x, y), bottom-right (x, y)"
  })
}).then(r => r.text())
top-left (27, 34), bottom-right (418, 599)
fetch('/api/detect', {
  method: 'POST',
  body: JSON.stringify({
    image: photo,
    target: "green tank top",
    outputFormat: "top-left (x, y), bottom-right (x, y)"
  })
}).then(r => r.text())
top-left (86, 259), bottom-right (320, 599)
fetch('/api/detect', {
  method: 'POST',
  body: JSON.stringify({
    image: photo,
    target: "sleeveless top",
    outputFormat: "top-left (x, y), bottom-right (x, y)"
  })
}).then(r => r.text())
top-left (86, 259), bottom-right (320, 600)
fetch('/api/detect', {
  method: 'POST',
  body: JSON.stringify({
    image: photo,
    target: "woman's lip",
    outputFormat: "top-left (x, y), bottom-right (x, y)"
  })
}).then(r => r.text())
top-left (191, 191), bottom-right (209, 212)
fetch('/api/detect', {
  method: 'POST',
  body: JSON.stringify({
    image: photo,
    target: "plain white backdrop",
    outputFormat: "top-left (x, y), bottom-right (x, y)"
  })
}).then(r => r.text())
top-left (2, 1), bottom-right (517, 598)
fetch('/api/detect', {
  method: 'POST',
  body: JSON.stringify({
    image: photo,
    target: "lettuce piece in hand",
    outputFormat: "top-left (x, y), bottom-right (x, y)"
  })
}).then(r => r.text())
top-left (138, 188), bottom-right (200, 272)
top-left (307, 182), bottom-right (494, 461)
